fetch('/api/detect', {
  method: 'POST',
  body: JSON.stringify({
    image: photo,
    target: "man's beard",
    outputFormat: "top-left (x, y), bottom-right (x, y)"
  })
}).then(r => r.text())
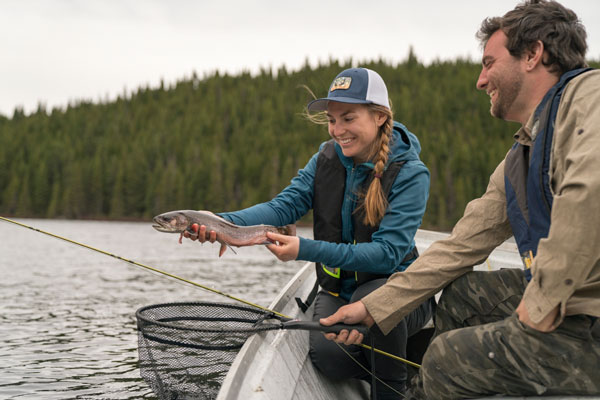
top-left (491, 71), bottom-right (523, 120)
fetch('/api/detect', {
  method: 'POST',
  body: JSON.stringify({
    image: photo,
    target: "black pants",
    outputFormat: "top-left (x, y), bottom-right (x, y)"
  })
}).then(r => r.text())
top-left (309, 279), bottom-right (433, 398)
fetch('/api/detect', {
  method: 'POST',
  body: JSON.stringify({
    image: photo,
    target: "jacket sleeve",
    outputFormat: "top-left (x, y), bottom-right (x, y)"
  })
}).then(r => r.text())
top-left (297, 160), bottom-right (430, 274)
top-left (218, 152), bottom-right (318, 226)
top-left (362, 160), bottom-right (514, 334)
top-left (522, 72), bottom-right (600, 325)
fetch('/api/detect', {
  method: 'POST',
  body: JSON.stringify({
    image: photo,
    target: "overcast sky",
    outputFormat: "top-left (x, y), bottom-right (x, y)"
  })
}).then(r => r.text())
top-left (1, 0), bottom-right (599, 117)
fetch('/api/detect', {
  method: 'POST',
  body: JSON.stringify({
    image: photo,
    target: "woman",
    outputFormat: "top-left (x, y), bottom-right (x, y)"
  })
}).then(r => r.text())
top-left (186, 67), bottom-right (432, 398)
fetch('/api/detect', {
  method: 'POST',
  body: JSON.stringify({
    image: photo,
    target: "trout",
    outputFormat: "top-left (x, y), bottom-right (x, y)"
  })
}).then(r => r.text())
top-left (152, 210), bottom-right (296, 256)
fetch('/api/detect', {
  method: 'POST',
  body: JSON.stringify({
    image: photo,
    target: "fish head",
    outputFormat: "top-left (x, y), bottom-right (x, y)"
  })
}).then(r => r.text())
top-left (152, 210), bottom-right (192, 233)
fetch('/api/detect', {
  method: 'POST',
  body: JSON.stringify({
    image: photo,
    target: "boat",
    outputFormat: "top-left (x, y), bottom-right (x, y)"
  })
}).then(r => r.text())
top-left (216, 229), bottom-right (599, 400)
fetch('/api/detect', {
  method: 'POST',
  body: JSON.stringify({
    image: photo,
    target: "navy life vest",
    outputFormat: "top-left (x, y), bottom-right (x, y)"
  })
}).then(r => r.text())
top-left (312, 139), bottom-right (417, 295)
top-left (504, 68), bottom-right (592, 281)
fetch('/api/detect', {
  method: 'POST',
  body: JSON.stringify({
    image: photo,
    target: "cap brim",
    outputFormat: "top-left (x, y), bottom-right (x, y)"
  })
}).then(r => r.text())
top-left (307, 97), bottom-right (372, 113)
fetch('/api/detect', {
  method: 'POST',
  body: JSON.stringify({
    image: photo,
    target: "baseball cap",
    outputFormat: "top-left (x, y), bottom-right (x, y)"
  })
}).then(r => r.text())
top-left (307, 68), bottom-right (390, 112)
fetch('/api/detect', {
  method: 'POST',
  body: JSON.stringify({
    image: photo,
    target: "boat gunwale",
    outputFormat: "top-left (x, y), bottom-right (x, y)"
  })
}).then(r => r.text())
top-left (216, 262), bottom-right (315, 400)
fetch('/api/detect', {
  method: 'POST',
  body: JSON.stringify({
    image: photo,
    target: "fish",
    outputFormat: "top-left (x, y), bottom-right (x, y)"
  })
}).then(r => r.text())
top-left (152, 210), bottom-right (296, 257)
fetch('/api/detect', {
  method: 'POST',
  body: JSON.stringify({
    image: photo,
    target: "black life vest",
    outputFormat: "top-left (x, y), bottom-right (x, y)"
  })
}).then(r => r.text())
top-left (312, 139), bottom-right (412, 295)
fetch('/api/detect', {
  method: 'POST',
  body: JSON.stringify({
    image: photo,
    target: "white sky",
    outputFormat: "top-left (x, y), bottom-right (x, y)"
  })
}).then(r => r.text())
top-left (1, 0), bottom-right (599, 117)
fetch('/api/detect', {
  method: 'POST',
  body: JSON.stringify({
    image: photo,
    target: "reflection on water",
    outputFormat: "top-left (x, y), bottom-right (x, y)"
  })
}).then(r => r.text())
top-left (0, 218), bottom-right (310, 399)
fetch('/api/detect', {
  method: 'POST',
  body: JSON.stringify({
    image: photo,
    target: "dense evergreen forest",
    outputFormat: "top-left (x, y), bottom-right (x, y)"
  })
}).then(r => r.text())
top-left (1, 57), bottom-right (597, 230)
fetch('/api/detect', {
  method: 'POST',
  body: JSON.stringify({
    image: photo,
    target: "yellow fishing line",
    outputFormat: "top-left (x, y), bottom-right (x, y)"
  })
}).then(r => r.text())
top-left (359, 343), bottom-right (421, 368)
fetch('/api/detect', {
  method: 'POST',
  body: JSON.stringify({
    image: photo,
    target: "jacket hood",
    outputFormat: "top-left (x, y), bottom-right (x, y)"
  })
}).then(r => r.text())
top-left (388, 121), bottom-right (422, 163)
top-left (334, 121), bottom-right (422, 169)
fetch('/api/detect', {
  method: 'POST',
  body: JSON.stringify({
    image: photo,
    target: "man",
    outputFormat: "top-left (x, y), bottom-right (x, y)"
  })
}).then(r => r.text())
top-left (320, 1), bottom-right (600, 398)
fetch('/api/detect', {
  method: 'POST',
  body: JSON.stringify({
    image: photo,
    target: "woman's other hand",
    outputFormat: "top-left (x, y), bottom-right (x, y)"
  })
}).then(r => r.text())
top-left (266, 232), bottom-right (299, 261)
top-left (182, 224), bottom-right (217, 243)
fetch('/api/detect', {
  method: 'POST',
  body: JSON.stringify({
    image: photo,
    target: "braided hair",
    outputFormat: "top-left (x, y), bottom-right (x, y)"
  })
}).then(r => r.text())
top-left (360, 104), bottom-right (394, 226)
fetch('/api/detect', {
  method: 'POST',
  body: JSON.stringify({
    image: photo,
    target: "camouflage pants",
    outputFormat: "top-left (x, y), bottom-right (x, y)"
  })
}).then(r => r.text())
top-left (410, 269), bottom-right (600, 399)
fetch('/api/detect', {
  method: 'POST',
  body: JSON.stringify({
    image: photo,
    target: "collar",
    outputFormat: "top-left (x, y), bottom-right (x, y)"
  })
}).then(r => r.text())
top-left (512, 105), bottom-right (539, 146)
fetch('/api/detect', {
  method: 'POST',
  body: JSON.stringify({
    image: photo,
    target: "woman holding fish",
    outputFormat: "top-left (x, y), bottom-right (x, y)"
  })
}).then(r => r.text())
top-left (185, 68), bottom-right (432, 398)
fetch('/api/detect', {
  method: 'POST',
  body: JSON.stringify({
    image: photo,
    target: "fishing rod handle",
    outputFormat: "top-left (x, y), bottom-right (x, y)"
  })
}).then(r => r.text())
top-left (283, 320), bottom-right (368, 336)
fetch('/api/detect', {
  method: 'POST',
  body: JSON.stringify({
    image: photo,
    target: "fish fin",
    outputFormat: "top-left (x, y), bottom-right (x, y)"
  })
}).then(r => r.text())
top-left (228, 245), bottom-right (237, 255)
top-left (179, 233), bottom-right (183, 244)
top-left (219, 243), bottom-right (228, 257)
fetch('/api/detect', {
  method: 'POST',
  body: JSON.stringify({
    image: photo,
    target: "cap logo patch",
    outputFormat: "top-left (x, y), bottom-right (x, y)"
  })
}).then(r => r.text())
top-left (330, 77), bottom-right (352, 92)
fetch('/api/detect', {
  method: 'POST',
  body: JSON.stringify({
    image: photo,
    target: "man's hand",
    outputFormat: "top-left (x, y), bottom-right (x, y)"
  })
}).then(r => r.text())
top-left (319, 301), bottom-right (375, 345)
top-left (265, 232), bottom-right (299, 261)
top-left (516, 300), bottom-right (559, 332)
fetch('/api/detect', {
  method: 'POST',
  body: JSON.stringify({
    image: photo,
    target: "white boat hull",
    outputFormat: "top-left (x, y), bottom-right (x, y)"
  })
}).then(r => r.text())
top-left (217, 259), bottom-right (369, 400)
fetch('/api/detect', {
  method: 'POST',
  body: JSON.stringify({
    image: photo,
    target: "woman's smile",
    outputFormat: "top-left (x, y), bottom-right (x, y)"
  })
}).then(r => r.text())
top-left (327, 102), bottom-right (384, 163)
top-left (337, 137), bottom-right (355, 145)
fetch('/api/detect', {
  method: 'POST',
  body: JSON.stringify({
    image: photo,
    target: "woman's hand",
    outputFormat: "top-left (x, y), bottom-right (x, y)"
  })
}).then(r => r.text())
top-left (182, 223), bottom-right (217, 243)
top-left (182, 224), bottom-right (228, 255)
top-left (266, 231), bottom-right (299, 261)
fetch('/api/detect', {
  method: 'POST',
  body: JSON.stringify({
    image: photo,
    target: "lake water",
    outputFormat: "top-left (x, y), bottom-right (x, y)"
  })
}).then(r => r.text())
top-left (0, 218), bottom-right (311, 399)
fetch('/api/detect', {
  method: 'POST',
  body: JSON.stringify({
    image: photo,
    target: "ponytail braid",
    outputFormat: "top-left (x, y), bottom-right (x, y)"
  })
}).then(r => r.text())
top-left (361, 105), bottom-right (394, 226)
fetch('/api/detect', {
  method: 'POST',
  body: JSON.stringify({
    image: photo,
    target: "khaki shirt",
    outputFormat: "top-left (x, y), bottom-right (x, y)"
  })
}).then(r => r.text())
top-left (363, 70), bottom-right (600, 335)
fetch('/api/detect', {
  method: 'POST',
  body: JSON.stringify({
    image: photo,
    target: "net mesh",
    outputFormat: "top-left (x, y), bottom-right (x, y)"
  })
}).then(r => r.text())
top-left (136, 302), bottom-right (282, 400)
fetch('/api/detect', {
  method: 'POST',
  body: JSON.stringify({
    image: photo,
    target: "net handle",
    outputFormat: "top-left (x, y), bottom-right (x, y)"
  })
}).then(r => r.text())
top-left (281, 320), bottom-right (368, 336)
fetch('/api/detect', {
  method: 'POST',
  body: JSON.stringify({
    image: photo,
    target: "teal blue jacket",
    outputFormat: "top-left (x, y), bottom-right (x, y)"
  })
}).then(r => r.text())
top-left (220, 122), bottom-right (430, 299)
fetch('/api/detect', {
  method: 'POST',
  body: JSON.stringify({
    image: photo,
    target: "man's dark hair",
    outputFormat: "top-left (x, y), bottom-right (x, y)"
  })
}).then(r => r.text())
top-left (476, 0), bottom-right (587, 76)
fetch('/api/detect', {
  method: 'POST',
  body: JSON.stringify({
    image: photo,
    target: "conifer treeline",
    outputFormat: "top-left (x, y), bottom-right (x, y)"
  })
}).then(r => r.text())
top-left (1, 58), bottom-right (596, 230)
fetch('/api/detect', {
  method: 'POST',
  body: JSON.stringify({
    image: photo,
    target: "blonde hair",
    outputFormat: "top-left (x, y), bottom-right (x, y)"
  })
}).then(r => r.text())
top-left (304, 99), bottom-right (394, 227)
top-left (361, 104), bottom-right (394, 226)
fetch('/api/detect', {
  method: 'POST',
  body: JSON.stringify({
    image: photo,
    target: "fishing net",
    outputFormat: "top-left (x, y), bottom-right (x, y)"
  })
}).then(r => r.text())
top-left (136, 301), bottom-right (366, 399)
top-left (136, 301), bottom-right (287, 400)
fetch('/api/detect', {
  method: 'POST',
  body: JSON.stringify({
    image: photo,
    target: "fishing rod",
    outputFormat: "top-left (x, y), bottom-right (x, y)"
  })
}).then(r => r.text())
top-left (0, 215), bottom-right (420, 369)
